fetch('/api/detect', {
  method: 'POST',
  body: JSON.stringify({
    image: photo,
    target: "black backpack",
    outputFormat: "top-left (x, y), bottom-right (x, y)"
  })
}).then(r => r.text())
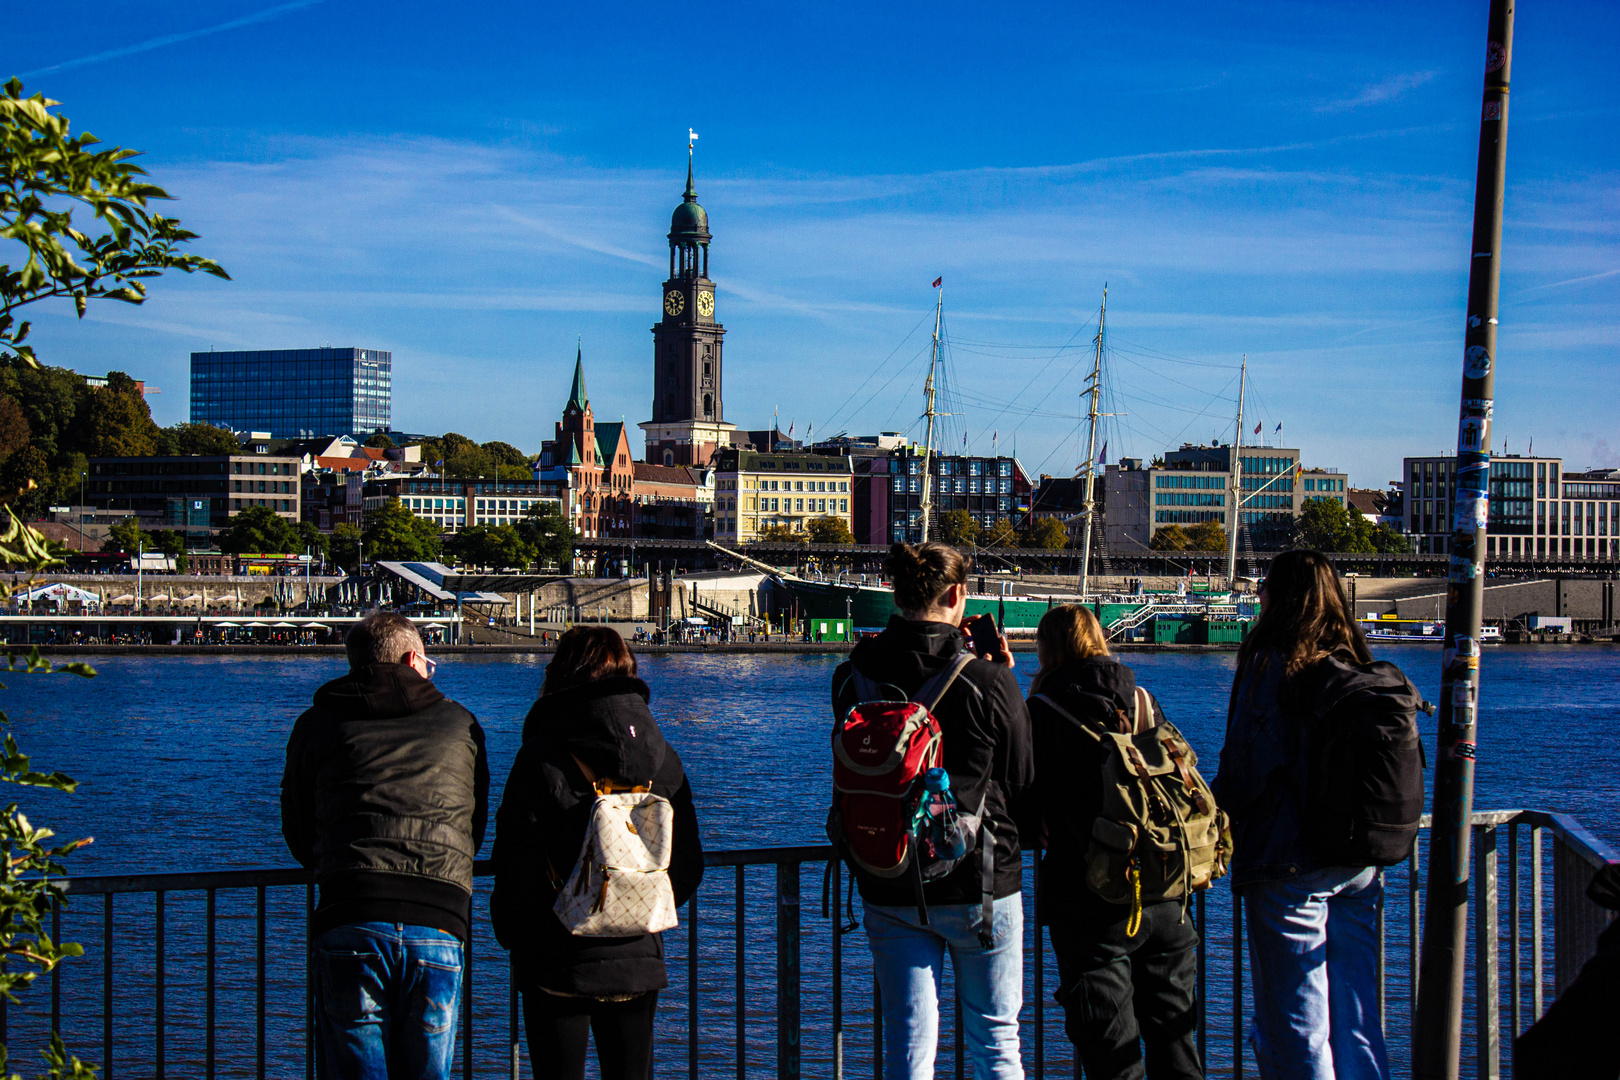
top-left (1302, 653), bottom-right (1431, 866)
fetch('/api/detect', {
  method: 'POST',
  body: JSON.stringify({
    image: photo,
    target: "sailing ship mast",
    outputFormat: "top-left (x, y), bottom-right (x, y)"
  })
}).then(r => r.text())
top-left (1225, 356), bottom-right (1247, 586)
top-left (1078, 287), bottom-right (1107, 599)
top-left (918, 282), bottom-right (944, 541)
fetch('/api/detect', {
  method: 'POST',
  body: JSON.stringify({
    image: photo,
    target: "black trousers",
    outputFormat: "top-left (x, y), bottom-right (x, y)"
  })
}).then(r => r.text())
top-left (1049, 901), bottom-right (1202, 1080)
top-left (522, 989), bottom-right (659, 1080)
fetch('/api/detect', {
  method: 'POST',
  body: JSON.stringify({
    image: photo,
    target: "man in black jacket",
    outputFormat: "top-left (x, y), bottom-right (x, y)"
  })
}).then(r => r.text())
top-left (831, 542), bottom-right (1038, 1080)
top-left (282, 612), bottom-right (489, 1080)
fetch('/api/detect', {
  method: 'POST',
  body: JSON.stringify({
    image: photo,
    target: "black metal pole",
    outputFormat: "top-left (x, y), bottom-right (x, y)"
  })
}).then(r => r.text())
top-left (1414, 2), bottom-right (1514, 1076)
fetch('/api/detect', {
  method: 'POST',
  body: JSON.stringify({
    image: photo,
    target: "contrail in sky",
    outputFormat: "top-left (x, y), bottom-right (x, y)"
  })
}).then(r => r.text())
top-left (21, 0), bottom-right (326, 78)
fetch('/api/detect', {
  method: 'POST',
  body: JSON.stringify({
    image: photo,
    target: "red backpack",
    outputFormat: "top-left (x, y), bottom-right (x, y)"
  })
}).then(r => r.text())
top-left (829, 653), bottom-right (995, 941)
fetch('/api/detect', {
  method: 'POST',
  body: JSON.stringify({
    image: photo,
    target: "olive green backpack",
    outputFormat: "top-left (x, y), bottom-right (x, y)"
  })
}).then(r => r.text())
top-left (1034, 688), bottom-right (1232, 931)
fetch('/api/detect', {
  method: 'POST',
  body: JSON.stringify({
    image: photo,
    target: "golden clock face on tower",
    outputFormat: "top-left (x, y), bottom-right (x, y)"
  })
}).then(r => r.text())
top-left (664, 290), bottom-right (685, 316)
top-left (696, 290), bottom-right (714, 317)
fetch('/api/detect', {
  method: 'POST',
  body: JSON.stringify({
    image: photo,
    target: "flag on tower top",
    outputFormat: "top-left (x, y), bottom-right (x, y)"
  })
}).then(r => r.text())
top-left (932, 276), bottom-right (943, 288)
top-left (1274, 422), bottom-right (1282, 433)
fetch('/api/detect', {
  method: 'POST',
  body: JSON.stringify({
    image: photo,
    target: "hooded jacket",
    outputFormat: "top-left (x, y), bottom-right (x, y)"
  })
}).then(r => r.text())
top-left (490, 677), bottom-right (702, 998)
top-left (281, 662), bottom-right (490, 941)
top-left (830, 615), bottom-right (1038, 908)
top-left (1027, 655), bottom-right (1168, 922)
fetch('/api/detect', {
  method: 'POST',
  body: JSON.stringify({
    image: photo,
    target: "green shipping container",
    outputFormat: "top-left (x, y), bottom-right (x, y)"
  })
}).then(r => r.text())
top-left (1204, 619), bottom-right (1249, 644)
top-left (1153, 618), bottom-right (1197, 645)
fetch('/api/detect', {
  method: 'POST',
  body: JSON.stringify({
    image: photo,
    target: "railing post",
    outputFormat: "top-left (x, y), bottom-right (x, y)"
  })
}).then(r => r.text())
top-left (103, 892), bottom-right (113, 1079)
top-left (1233, 891), bottom-right (1244, 1080)
top-left (1508, 823), bottom-right (1519, 1050)
top-left (1472, 824), bottom-right (1499, 1080)
top-left (777, 862), bottom-right (801, 1080)
top-left (832, 859), bottom-right (844, 1080)
top-left (1530, 828), bottom-right (1543, 1019)
top-left (737, 865), bottom-right (747, 1080)
top-left (509, 966), bottom-right (520, 1080)
top-left (690, 888), bottom-right (700, 1080)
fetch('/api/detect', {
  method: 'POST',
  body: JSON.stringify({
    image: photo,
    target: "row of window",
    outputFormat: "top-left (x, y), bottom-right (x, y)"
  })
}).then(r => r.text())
top-left (753, 498), bottom-right (848, 514)
top-left (748, 478), bottom-right (849, 493)
top-left (891, 476), bottom-right (1014, 495)
top-left (1484, 536), bottom-right (1619, 558)
top-left (1155, 493), bottom-right (1224, 507)
top-left (1413, 500), bottom-right (1619, 536)
top-left (1239, 457), bottom-right (1297, 475)
top-left (1301, 479), bottom-right (1343, 492)
top-left (234, 481), bottom-right (295, 494)
top-left (900, 459), bottom-right (1015, 478)
top-left (230, 499), bottom-right (293, 512)
top-left (1156, 475), bottom-right (1223, 489)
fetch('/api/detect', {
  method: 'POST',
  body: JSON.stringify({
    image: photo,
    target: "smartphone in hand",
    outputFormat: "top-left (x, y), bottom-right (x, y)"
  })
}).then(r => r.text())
top-left (966, 614), bottom-right (1000, 659)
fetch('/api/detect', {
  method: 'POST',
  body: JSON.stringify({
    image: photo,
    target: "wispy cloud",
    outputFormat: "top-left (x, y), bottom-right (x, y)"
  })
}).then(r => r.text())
top-left (20, 0), bottom-right (325, 78)
top-left (1319, 70), bottom-right (1439, 113)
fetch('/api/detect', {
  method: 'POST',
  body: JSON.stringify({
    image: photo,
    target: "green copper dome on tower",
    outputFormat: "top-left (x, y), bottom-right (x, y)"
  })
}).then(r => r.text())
top-left (669, 152), bottom-right (710, 240)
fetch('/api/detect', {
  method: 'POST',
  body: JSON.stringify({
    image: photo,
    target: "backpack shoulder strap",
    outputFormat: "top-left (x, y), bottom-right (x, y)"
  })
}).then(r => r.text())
top-left (1031, 693), bottom-right (1107, 744)
top-left (1132, 686), bottom-right (1156, 735)
top-left (915, 652), bottom-right (976, 713)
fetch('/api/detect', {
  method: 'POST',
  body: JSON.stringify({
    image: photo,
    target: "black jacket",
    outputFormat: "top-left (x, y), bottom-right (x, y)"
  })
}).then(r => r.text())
top-left (1027, 655), bottom-right (1167, 923)
top-left (490, 677), bottom-right (703, 998)
top-left (830, 615), bottom-right (1038, 907)
top-left (281, 663), bottom-right (490, 941)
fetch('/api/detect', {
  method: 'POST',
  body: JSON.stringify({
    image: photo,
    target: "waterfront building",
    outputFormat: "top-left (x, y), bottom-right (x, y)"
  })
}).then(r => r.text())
top-left (1403, 454), bottom-right (1619, 560)
top-left (1028, 474), bottom-right (1103, 546)
top-left (638, 154), bottom-right (737, 467)
top-left (1105, 444), bottom-right (1349, 552)
top-left (189, 347), bottom-right (391, 439)
top-left (87, 449), bottom-right (303, 541)
top-left (711, 448), bottom-right (853, 542)
top-left (631, 463), bottom-right (714, 539)
top-left (846, 443), bottom-right (1034, 545)
top-left (361, 475), bottom-right (562, 534)
top-left (536, 349), bottom-right (635, 539)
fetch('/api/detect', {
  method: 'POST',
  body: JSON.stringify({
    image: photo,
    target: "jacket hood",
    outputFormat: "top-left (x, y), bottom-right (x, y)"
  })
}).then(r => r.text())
top-left (1035, 655), bottom-right (1139, 728)
top-left (312, 662), bottom-right (446, 719)
top-left (522, 676), bottom-right (666, 785)
top-left (849, 614), bottom-right (964, 687)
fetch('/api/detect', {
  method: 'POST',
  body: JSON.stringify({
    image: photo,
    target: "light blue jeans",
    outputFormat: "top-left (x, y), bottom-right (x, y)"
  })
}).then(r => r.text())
top-left (313, 921), bottom-right (465, 1080)
top-left (864, 895), bottom-right (1025, 1080)
top-left (1243, 866), bottom-right (1389, 1080)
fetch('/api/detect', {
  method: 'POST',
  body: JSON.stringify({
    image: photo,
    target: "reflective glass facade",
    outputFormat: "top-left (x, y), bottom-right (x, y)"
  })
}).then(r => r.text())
top-left (190, 348), bottom-right (390, 438)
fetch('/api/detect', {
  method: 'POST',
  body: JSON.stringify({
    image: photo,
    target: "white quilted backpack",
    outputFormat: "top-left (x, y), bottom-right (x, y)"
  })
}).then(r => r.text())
top-left (552, 754), bottom-right (678, 938)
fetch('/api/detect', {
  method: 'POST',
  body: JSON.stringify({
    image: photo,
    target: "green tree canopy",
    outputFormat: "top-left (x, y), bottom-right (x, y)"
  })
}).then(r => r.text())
top-left (363, 498), bottom-right (442, 563)
top-left (154, 422), bottom-right (241, 456)
top-left (937, 509), bottom-right (980, 548)
top-left (515, 504), bottom-right (576, 571)
top-left (73, 371), bottom-right (157, 457)
top-left (330, 523), bottom-right (362, 572)
top-left (807, 515), bottom-right (854, 545)
top-left (1150, 524), bottom-right (1190, 551)
top-left (0, 392), bottom-right (28, 463)
top-left (218, 505), bottom-right (301, 554)
top-left (982, 519), bottom-right (1019, 548)
top-left (1293, 498), bottom-right (1413, 554)
top-left (363, 432), bottom-right (395, 449)
top-left (448, 523), bottom-right (533, 570)
top-left (1185, 520), bottom-right (1227, 552)
top-left (756, 522), bottom-right (806, 544)
top-left (1021, 516), bottom-right (1069, 550)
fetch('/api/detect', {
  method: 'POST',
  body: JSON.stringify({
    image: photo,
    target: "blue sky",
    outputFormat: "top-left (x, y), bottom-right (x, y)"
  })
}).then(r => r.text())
top-left (5, 1), bottom-right (1617, 485)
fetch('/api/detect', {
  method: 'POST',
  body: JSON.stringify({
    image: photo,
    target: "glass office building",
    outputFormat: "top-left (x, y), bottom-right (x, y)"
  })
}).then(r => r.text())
top-left (189, 348), bottom-right (391, 438)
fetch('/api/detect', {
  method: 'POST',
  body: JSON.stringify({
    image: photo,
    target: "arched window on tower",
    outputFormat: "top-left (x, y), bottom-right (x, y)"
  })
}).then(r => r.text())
top-left (703, 393), bottom-right (713, 418)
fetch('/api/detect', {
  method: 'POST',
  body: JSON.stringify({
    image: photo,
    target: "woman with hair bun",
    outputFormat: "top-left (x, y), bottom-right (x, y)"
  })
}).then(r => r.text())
top-left (491, 626), bottom-right (703, 1080)
top-left (830, 541), bottom-right (1038, 1080)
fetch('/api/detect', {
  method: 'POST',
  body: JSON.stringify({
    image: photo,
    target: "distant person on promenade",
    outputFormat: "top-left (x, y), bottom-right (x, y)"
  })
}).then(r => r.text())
top-left (1027, 605), bottom-right (1210, 1080)
top-left (281, 611), bottom-right (490, 1080)
top-left (829, 541), bottom-right (1037, 1080)
top-left (492, 627), bottom-right (702, 1080)
top-left (1213, 550), bottom-right (1424, 1080)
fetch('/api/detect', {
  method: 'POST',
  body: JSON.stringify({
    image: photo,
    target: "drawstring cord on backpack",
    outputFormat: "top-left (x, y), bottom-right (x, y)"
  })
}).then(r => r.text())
top-left (1125, 859), bottom-right (1143, 938)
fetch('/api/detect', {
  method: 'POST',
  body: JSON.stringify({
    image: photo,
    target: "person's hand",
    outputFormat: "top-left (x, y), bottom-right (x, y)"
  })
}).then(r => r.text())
top-left (958, 619), bottom-right (1016, 668)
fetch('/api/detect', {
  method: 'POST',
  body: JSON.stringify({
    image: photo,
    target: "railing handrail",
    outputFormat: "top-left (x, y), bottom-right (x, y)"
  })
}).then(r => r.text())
top-left (52, 813), bottom-right (1615, 898)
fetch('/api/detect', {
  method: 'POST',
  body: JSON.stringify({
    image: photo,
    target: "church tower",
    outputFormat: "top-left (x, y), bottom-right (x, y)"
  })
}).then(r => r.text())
top-left (640, 141), bottom-right (735, 467)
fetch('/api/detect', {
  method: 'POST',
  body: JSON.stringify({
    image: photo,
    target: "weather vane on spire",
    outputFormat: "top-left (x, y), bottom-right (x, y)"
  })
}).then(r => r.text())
top-left (688, 128), bottom-right (699, 153)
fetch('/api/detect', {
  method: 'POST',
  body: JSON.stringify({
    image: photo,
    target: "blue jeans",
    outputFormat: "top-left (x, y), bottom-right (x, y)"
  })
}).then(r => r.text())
top-left (313, 922), bottom-right (465, 1080)
top-left (864, 895), bottom-right (1025, 1080)
top-left (1244, 867), bottom-right (1389, 1080)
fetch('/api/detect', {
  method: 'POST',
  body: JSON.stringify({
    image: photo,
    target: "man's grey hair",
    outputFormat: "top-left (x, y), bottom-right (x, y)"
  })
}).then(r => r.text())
top-left (346, 611), bottom-right (426, 668)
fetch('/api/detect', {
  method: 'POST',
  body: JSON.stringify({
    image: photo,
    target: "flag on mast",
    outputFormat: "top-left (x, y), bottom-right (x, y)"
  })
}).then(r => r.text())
top-left (1099, 440), bottom-right (1107, 467)
top-left (1253, 421), bottom-right (1262, 435)
top-left (932, 276), bottom-right (943, 288)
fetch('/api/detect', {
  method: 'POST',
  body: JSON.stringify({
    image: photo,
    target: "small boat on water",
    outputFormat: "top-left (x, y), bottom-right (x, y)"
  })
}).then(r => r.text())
top-left (1359, 616), bottom-right (1503, 644)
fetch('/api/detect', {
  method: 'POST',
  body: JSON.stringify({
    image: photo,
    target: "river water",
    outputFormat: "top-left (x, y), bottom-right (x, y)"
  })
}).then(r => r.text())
top-left (3, 645), bottom-right (1616, 1077)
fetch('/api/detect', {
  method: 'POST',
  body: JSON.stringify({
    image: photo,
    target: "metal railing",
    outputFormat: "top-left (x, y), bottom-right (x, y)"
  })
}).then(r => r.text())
top-left (2, 811), bottom-right (1613, 1079)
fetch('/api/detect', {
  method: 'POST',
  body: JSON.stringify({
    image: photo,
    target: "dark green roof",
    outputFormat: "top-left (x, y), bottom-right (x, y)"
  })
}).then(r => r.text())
top-left (670, 154), bottom-right (710, 239)
top-left (595, 421), bottom-right (624, 467)
top-left (567, 344), bottom-right (588, 412)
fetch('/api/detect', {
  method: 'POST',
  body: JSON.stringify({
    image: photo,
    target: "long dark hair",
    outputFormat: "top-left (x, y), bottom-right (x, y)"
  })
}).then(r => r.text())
top-left (542, 626), bottom-right (637, 696)
top-left (1236, 548), bottom-right (1371, 682)
top-left (885, 541), bottom-right (970, 614)
top-left (1029, 604), bottom-right (1110, 697)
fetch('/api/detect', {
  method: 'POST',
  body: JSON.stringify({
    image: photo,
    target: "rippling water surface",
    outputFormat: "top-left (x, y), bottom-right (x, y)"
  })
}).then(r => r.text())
top-left (3, 645), bottom-right (1616, 1077)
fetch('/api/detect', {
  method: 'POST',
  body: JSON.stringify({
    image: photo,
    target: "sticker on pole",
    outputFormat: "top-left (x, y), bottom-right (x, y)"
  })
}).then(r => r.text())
top-left (1464, 345), bottom-right (1492, 380)
top-left (1451, 740), bottom-right (1477, 761)
top-left (1454, 492), bottom-right (1489, 533)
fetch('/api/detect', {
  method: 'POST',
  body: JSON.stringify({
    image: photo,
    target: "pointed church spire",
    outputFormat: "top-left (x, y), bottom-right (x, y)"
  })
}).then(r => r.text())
top-left (685, 128), bottom-right (699, 200)
top-left (567, 340), bottom-right (588, 412)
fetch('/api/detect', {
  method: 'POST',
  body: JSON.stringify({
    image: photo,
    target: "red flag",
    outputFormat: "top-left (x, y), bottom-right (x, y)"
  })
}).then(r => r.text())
top-left (1253, 421), bottom-right (1262, 434)
top-left (932, 276), bottom-right (943, 288)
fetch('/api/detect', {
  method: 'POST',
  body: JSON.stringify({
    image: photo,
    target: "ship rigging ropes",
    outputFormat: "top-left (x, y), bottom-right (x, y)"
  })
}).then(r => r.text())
top-left (812, 297), bottom-right (1264, 479)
